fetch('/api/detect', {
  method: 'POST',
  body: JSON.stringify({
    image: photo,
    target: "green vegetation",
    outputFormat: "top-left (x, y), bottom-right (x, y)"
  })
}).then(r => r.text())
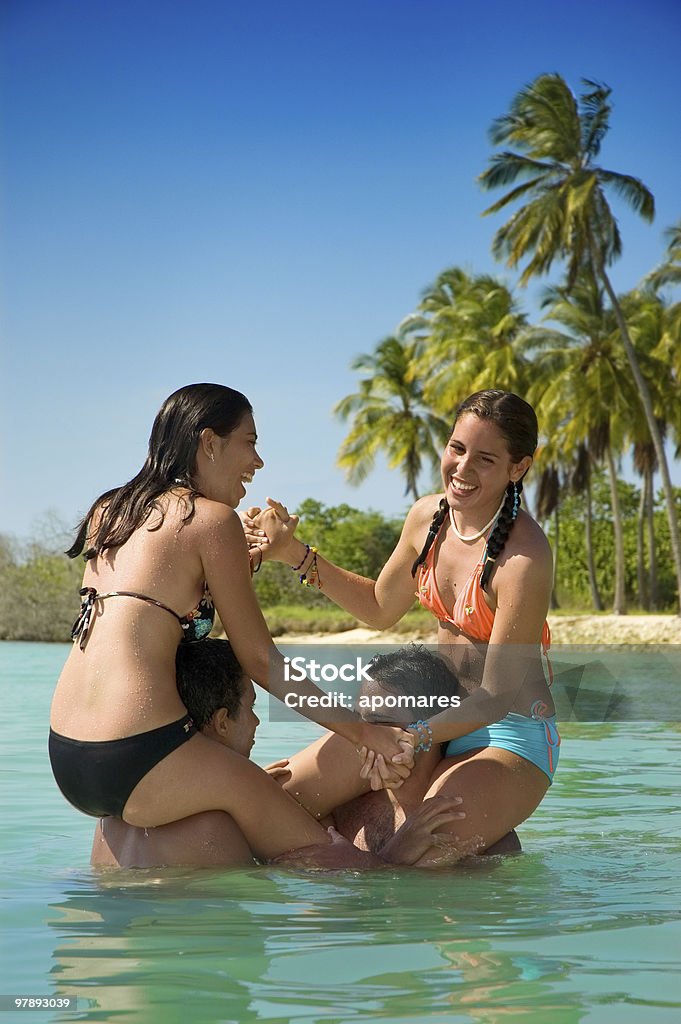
top-left (0, 502), bottom-right (407, 642)
top-left (0, 533), bottom-right (83, 642)
top-left (334, 338), bottom-right (451, 501)
top-left (547, 469), bottom-right (679, 611)
top-left (251, 499), bottom-right (403, 611)
top-left (2, 477), bottom-right (679, 644)
top-left (261, 605), bottom-right (434, 638)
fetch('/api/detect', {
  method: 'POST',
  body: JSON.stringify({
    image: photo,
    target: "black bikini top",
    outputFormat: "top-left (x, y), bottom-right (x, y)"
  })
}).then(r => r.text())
top-left (71, 584), bottom-right (215, 650)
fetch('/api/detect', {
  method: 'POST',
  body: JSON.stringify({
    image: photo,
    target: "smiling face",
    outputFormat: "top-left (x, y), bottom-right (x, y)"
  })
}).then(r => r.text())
top-left (197, 412), bottom-right (264, 507)
top-left (441, 413), bottom-right (532, 524)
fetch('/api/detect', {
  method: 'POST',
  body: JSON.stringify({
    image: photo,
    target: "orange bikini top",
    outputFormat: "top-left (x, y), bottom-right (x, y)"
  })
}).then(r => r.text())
top-left (416, 521), bottom-right (551, 653)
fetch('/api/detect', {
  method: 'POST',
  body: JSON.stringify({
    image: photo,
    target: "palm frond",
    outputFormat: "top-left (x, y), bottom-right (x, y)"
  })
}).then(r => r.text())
top-left (489, 74), bottom-right (580, 164)
top-left (479, 154), bottom-right (554, 192)
top-left (645, 219), bottom-right (681, 290)
top-left (481, 73), bottom-right (655, 296)
top-left (579, 79), bottom-right (612, 158)
top-left (598, 169), bottom-right (655, 222)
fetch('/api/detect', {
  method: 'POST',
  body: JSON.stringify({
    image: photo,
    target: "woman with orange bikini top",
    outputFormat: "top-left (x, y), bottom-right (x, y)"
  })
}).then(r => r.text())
top-left (253, 389), bottom-right (560, 864)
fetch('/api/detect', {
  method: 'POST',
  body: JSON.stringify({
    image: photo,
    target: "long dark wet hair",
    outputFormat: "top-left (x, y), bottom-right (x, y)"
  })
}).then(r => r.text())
top-left (411, 390), bottom-right (538, 592)
top-left (67, 383), bottom-right (252, 560)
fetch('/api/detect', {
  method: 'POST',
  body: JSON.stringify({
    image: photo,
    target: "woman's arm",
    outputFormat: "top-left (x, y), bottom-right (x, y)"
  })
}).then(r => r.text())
top-left (194, 501), bottom-right (414, 766)
top-left (256, 495), bottom-right (440, 629)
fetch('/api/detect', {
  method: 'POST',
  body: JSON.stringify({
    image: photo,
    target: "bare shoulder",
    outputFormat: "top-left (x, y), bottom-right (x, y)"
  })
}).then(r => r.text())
top-left (189, 496), bottom-right (243, 537)
top-left (513, 510), bottom-right (552, 559)
top-left (147, 492), bottom-right (239, 537)
top-left (181, 498), bottom-right (252, 580)
top-left (403, 492), bottom-right (446, 539)
top-left (497, 510), bottom-right (553, 581)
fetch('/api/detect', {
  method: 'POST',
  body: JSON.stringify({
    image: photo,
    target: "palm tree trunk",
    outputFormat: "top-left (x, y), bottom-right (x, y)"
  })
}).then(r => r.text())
top-left (646, 467), bottom-right (658, 610)
top-left (636, 480), bottom-right (649, 610)
top-left (407, 480), bottom-right (419, 502)
top-left (604, 440), bottom-right (626, 615)
top-left (406, 449), bottom-right (420, 502)
top-left (593, 248), bottom-right (681, 615)
top-left (585, 468), bottom-right (604, 611)
top-left (550, 506), bottom-right (560, 610)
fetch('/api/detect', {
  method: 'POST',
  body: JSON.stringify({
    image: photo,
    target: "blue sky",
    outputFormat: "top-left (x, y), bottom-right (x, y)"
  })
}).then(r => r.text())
top-left (2, 0), bottom-right (680, 541)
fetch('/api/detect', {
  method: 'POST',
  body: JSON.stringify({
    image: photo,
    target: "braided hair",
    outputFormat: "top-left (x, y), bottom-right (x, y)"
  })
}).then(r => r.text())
top-left (411, 390), bottom-right (538, 590)
top-left (480, 479), bottom-right (522, 591)
top-left (411, 497), bottom-right (448, 577)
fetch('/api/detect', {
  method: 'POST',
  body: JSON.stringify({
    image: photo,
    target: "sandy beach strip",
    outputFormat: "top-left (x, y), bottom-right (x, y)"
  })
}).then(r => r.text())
top-left (274, 614), bottom-right (681, 646)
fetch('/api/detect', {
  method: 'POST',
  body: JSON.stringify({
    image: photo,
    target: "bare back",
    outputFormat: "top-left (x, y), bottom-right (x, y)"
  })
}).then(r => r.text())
top-left (51, 495), bottom-right (214, 740)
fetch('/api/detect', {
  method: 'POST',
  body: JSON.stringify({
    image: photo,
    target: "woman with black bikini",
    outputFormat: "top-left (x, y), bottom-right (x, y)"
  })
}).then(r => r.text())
top-left (49, 383), bottom-right (414, 866)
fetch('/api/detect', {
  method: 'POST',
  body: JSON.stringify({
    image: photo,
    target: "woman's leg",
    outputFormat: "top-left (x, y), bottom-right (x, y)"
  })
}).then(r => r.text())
top-left (416, 748), bottom-right (549, 865)
top-left (121, 732), bottom-right (363, 863)
top-left (273, 732), bottom-right (373, 819)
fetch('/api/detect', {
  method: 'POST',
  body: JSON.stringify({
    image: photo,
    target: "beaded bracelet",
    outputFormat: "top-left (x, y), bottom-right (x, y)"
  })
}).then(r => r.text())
top-left (300, 547), bottom-right (322, 589)
top-left (407, 721), bottom-right (423, 747)
top-left (291, 544), bottom-right (310, 572)
top-left (408, 719), bottom-right (433, 753)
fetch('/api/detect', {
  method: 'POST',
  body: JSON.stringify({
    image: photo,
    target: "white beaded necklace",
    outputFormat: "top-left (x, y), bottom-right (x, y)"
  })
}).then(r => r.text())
top-left (448, 493), bottom-right (507, 542)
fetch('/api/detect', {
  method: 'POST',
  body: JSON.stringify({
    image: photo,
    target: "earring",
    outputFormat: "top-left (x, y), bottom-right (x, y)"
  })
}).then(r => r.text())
top-left (512, 481), bottom-right (520, 518)
top-left (210, 452), bottom-right (215, 463)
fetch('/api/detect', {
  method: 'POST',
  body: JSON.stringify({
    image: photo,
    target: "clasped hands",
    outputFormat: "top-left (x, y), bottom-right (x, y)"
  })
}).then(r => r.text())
top-left (242, 500), bottom-right (417, 791)
top-left (354, 734), bottom-right (415, 791)
top-left (240, 498), bottom-right (297, 559)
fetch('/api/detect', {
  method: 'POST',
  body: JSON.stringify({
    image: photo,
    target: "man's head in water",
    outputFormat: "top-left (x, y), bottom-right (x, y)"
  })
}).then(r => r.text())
top-left (358, 644), bottom-right (460, 727)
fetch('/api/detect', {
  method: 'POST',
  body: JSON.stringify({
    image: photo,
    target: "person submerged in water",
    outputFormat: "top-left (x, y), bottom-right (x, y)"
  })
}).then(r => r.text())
top-left (92, 641), bottom-right (517, 869)
top-left (269, 644), bottom-right (520, 869)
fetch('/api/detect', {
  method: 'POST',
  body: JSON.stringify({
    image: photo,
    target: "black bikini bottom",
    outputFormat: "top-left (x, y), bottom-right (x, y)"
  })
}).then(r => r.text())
top-left (48, 715), bottom-right (197, 818)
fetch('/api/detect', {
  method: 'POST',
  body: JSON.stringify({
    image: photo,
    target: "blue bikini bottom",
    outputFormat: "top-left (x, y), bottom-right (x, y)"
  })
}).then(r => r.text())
top-left (445, 709), bottom-right (560, 784)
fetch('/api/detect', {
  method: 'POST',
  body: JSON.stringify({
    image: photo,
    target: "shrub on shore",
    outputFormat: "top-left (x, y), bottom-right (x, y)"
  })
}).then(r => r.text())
top-left (0, 501), bottom-right (406, 642)
top-left (2, 487), bottom-right (677, 644)
top-left (0, 534), bottom-right (83, 642)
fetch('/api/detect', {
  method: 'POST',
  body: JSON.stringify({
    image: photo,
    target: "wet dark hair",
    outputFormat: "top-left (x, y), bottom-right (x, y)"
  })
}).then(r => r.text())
top-left (411, 390), bottom-right (538, 591)
top-left (363, 643), bottom-right (460, 715)
top-left (67, 383), bottom-right (252, 559)
top-left (175, 638), bottom-right (246, 729)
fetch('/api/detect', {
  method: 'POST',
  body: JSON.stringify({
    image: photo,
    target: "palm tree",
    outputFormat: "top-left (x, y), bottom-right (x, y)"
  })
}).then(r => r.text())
top-left (571, 442), bottom-right (604, 611)
top-left (479, 73), bottom-right (681, 613)
top-left (400, 267), bottom-right (530, 416)
top-left (334, 335), bottom-right (451, 501)
top-left (621, 287), bottom-right (681, 608)
top-left (523, 275), bottom-right (636, 614)
top-left (633, 439), bottom-right (659, 609)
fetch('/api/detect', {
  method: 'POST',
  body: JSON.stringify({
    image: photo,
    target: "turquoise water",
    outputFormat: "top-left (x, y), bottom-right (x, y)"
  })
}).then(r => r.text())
top-left (1, 642), bottom-right (680, 1023)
